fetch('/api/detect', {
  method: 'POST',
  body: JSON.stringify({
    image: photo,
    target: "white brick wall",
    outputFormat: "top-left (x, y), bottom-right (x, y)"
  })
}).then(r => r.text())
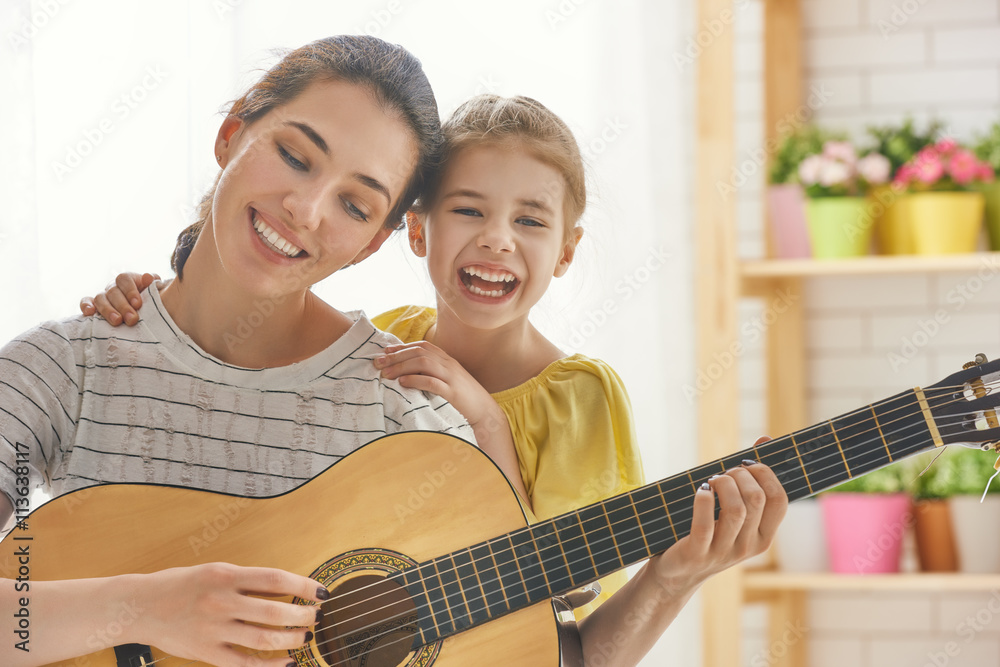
top-left (734, 0), bottom-right (1000, 665)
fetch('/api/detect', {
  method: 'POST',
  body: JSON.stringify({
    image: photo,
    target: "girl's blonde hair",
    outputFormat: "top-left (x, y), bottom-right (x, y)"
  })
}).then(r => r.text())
top-left (427, 94), bottom-right (586, 235)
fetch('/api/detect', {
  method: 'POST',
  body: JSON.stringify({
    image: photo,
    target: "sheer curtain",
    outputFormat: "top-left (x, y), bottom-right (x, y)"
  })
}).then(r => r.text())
top-left (2, 1), bottom-right (695, 663)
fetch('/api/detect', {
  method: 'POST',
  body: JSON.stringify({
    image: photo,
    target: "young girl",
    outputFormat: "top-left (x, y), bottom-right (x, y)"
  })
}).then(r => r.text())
top-left (0, 35), bottom-right (495, 667)
top-left (83, 94), bottom-right (788, 666)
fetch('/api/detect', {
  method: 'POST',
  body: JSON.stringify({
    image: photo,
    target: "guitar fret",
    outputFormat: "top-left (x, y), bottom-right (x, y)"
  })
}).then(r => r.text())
top-left (575, 513), bottom-right (599, 580)
top-left (508, 529), bottom-right (543, 603)
top-left (631, 484), bottom-right (675, 554)
top-left (600, 502), bottom-right (625, 569)
top-left (789, 434), bottom-right (813, 495)
top-left (871, 406), bottom-right (893, 461)
top-left (494, 534), bottom-right (530, 610)
top-left (432, 558), bottom-right (458, 636)
top-left (451, 550), bottom-right (488, 631)
top-left (419, 562), bottom-right (446, 639)
top-left (657, 481), bottom-right (679, 542)
top-left (629, 494), bottom-right (651, 553)
top-left (400, 568), bottom-right (435, 646)
top-left (533, 518), bottom-right (575, 595)
top-left (473, 542), bottom-right (508, 616)
top-left (829, 419), bottom-right (852, 478)
top-left (526, 526), bottom-right (553, 595)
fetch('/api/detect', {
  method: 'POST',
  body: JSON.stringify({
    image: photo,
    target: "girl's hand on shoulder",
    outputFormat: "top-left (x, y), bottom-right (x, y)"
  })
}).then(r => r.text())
top-left (135, 562), bottom-right (327, 666)
top-left (375, 341), bottom-right (497, 427)
top-left (80, 272), bottom-right (158, 326)
top-left (651, 437), bottom-right (787, 593)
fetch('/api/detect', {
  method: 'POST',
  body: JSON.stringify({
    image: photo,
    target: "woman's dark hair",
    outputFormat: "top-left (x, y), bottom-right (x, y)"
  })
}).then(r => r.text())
top-left (171, 35), bottom-right (442, 279)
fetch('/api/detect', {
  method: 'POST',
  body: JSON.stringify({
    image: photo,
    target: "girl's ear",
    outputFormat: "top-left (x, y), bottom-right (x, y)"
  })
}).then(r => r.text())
top-left (553, 226), bottom-right (584, 278)
top-left (214, 115), bottom-right (243, 167)
top-left (407, 211), bottom-right (428, 258)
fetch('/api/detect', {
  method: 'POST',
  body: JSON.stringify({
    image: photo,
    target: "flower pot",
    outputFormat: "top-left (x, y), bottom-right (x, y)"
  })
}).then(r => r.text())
top-left (805, 196), bottom-right (874, 259)
top-left (820, 492), bottom-right (911, 574)
top-left (908, 191), bottom-right (985, 255)
top-left (766, 184), bottom-right (811, 258)
top-left (951, 495), bottom-right (1000, 573)
top-left (978, 182), bottom-right (1000, 251)
top-left (913, 499), bottom-right (958, 572)
top-left (871, 185), bottom-right (914, 255)
top-left (775, 498), bottom-right (828, 572)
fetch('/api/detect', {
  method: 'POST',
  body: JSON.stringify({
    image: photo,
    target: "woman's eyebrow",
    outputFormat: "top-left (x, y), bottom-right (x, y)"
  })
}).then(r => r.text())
top-left (286, 121), bottom-right (390, 206)
top-left (287, 121), bottom-right (328, 154)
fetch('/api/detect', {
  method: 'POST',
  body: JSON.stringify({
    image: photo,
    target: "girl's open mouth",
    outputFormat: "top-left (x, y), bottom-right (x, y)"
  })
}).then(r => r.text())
top-left (459, 265), bottom-right (519, 298)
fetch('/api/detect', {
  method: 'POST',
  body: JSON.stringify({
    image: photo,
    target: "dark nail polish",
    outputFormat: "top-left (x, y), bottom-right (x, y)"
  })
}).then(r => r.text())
top-left (288, 662), bottom-right (297, 667)
top-left (316, 586), bottom-right (330, 600)
top-left (742, 459), bottom-right (759, 466)
top-left (700, 482), bottom-right (711, 491)
top-left (305, 630), bottom-right (314, 642)
top-left (315, 607), bottom-right (323, 623)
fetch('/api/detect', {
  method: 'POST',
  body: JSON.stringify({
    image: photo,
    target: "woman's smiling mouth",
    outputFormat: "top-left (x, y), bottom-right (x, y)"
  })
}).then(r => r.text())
top-left (251, 209), bottom-right (305, 258)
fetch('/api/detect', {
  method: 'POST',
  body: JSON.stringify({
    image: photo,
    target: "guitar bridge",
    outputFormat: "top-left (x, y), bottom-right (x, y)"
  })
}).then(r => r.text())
top-left (113, 644), bottom-right (152, 667)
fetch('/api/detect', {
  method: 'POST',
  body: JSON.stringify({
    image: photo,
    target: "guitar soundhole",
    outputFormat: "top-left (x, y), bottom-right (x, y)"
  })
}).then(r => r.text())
top-left (315, 573), bottom-right (419, 667)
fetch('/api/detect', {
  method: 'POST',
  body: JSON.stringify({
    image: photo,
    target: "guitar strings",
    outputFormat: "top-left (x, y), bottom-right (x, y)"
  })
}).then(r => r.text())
top-left (268, 380), bottom-right (1000, 664)
top-left (120, 378), bottom-right (1000, 667)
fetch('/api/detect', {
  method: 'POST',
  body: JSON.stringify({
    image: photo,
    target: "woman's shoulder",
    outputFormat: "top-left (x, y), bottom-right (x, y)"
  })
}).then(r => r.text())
top-left (371, 305), bottom-right (436, 343)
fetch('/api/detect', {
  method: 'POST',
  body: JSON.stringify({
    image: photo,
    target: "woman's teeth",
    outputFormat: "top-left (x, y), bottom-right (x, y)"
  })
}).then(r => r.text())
top-left (253, 212), bottom-right (303, 257)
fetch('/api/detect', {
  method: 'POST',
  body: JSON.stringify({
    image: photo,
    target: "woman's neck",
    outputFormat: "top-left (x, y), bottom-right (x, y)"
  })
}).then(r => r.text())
top-left (159, 240), bottom-right (350, 368)
top-left (430, 306), bottom-right (565, 394)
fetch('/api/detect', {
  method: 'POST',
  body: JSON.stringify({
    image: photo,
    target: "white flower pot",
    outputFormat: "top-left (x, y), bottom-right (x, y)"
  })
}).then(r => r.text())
top-left (775, 498), bottom-right (828, 572)
top-left (951, 495), bottom-right (1000, 573)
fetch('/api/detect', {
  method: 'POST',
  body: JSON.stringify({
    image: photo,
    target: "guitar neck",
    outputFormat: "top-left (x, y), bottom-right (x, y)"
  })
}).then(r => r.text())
top-left (404, 387), bottom-right (944, 645)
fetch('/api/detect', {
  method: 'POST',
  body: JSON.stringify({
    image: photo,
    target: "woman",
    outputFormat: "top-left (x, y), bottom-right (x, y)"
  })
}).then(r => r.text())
top-left (0, 35), bottom-right (503, 667)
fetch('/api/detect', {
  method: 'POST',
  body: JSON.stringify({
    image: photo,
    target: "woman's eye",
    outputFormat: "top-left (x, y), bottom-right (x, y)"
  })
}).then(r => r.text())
top-left (343, 199), bottom-right (369, 222)
top-left (278, 145), bottom-right (306, 170)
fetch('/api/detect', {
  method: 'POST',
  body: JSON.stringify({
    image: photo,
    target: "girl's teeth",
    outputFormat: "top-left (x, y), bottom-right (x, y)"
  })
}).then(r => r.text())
top-left (468, 285), bottom-right (506, 298)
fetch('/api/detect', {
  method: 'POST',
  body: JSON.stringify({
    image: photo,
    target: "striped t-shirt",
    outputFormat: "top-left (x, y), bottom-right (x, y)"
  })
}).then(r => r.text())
top-left (0, 284), bottom-right (474, 507)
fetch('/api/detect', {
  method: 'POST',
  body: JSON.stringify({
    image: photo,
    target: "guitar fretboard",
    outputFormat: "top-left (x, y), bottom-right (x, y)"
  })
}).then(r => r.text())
top-left (401, 386), bottom-right (945, 646)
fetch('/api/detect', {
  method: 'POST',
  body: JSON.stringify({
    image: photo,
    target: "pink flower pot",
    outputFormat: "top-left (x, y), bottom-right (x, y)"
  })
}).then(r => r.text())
top-left (821, 493), bottom-right (912, 574)
top-left (767, 184), bottom-right (811, 258)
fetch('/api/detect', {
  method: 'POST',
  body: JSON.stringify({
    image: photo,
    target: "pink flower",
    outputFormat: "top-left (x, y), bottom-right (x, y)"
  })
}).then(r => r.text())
top-left (798, 154), bottom-right (824, 185)
top-left (818, 160), bottom-right (850, 188)
top-left (948, 149), bottom-right (979, 185)
top-left (934, 138), bottom-right (957, 155)
top-left (913, 152), bottom-right (944, 184)
top-left (856, 153), bottom-right (891, 184)
top-left (978, 163), bottom-right (996, 182)
top-left (823, 141), bottom-right (856, 165)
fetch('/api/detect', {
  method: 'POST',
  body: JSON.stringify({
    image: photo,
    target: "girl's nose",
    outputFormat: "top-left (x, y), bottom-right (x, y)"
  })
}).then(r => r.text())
top-left (477, 219), bottom-right (514, 253)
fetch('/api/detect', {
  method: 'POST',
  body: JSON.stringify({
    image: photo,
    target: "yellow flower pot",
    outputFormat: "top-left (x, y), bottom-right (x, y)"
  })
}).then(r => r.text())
top-left (908, 191), bottom-right (985, 255)
top-left (871, 185), bottom-right (914, 255)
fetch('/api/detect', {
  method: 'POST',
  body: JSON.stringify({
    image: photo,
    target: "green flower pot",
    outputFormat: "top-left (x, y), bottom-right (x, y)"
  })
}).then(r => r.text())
top-left (979, 182), bottom-right (1000, 251)
top-left (805, 196), bottom-right (874, 259)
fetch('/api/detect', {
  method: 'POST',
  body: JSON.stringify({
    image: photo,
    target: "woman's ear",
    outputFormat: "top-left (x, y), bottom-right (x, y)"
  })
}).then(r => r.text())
top-left (214, 115), bottom-right (243, 168)
top-left (407, 211), bottom-right (427, 258)
top-left (553, 226), bottom-right (584, 278)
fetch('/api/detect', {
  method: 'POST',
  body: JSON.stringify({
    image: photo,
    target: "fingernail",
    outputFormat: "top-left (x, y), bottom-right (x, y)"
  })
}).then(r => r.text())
top-left (742, 459), bottom-right (759, 466)
top-left (131, 298), bottom-right (141, 309)
top-left (305, 630), bottom-right (314, 642)
top-left (373, 356), bottom-right (385, 368)
top-left (700, 482), bottom-right (711, 491)
top-left (109, 313), bottom-right (120, 324)
top-left (707, 475), bottom-right (720, 482)
top-left (316, 607), bottom-right (323, 623)
top-left (287, 662), bottom-right (297, 667)
top-left (317, 586), bottom-right (330, 600)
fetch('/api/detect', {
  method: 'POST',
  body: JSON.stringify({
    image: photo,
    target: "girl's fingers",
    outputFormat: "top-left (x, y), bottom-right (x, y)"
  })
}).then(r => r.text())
top-left (80, 297), bottom-right (95, 315)
top-left (376, 353), bottom-right (444, 381)
top-left (107, 287), bottom-right (138, 325)
top-left (92, 293), bottom-right (123, 325)
top-left (395, 372), bottom-right (449, 397)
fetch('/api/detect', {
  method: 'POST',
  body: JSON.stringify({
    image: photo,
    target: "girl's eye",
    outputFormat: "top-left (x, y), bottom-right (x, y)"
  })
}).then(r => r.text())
top-left (453, 208), bottom-right (482, 217)
top-left (343, 198), bottom-right (369, 222)
top-left (516, 217), bottom-right (544, 228)
top-left (278, 145), bottom-right (306, 170)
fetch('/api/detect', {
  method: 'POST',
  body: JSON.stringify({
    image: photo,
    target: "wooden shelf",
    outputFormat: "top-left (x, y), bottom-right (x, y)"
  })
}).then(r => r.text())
top-left (744, 571), bottom-right (1000, 593)
top-left (742, 252), bottom-right (1000, 280)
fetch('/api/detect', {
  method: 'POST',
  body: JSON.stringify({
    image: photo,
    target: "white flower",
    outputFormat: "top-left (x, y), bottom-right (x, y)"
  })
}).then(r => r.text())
top-left (856, 153), bottom-right (891, 185)
top-left (798, 155), bottom-right (824, 185)
top-left (823, 141), bottom-right (857, 165)
top-left (818, 159), bottom-right (851, 188)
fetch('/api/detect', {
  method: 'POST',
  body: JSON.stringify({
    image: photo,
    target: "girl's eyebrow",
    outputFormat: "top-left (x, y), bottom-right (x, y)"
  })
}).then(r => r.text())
top-left (441, 188), bottom-right (485, 201)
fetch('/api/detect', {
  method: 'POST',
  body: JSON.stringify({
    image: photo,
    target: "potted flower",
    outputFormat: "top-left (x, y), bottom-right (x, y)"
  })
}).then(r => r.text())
top-left (892, 138), bottom-right (994, 254)
top-left (798, 140), bottom-right (891, 258)
top-left (820, 462), bottom-right (911, 574)
top-left (907, 451), bottom-right (958, 572)
top-left (973, 121), bottom-right (1000, 250)
top-left (946, 447), bottom-right (1000, 573)
top-left (766, 126), bottom-right (842, 258)
top-left (866, 118), bottom-right (944, 254)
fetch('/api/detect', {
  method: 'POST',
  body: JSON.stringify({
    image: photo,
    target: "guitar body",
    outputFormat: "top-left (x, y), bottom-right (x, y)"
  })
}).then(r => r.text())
top-left (1, 432), bottom-right (562, 667)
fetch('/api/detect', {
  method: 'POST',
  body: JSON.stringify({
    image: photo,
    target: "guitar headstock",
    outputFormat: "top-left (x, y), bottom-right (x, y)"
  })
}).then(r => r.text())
top-left (925, 353), bottom-right (1000, 456)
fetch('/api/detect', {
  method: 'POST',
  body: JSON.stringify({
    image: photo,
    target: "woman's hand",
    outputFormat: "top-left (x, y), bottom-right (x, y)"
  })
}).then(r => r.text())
top-left (374, 341), bottom-right (531, 507)
top-left (134, 563), bottom-right (326, 666)
top-left (80, 271), bottom-right (158, 326)
top-left (651, 438), bottom-right (787, 592)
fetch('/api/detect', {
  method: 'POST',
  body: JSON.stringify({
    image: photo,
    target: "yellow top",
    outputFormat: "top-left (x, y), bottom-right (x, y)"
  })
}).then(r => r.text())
top-left (373, 305), bottom-right (646, 617)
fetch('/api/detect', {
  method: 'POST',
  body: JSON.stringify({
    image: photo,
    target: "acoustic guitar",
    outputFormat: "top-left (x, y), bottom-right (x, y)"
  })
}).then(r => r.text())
top-left (5, 355), bottom-right (1000, 667)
